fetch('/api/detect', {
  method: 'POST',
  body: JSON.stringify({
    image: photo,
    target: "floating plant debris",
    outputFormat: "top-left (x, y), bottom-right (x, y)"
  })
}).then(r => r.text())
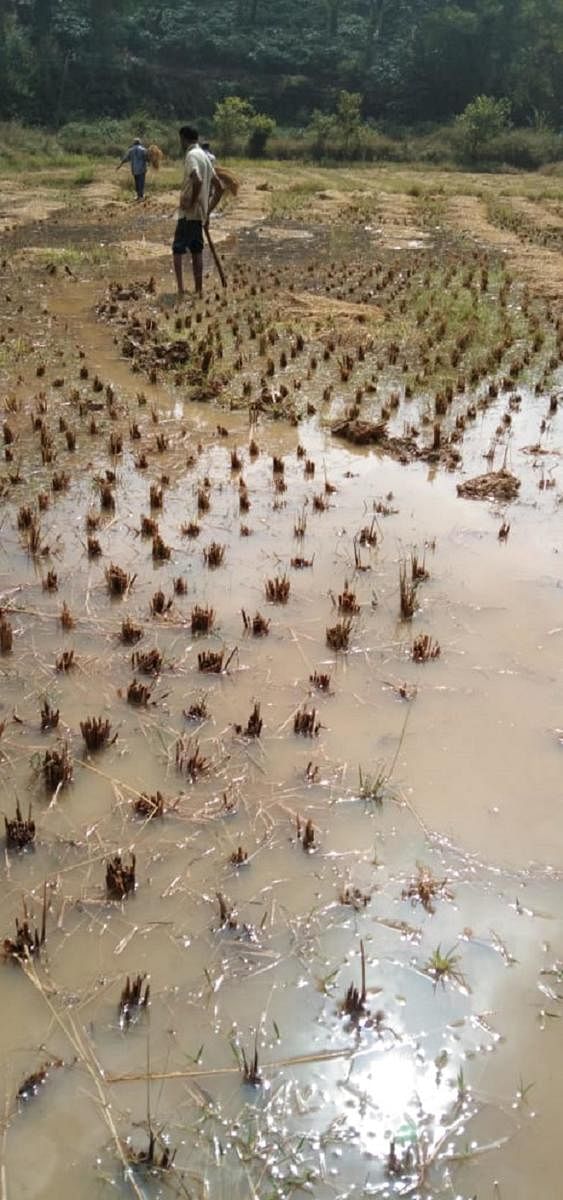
top-left (133, 791), bottom-right (165, 819)
top-left (402, 864), bottom-right (453, 913)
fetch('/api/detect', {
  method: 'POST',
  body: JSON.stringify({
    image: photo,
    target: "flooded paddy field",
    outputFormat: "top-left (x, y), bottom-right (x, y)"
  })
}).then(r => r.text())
top-left (0, 161), bottom-right (562, 1199)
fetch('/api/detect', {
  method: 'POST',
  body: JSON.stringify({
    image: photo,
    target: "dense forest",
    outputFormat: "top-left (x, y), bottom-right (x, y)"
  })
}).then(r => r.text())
top-left (1, 0), bottom-right (562, 129)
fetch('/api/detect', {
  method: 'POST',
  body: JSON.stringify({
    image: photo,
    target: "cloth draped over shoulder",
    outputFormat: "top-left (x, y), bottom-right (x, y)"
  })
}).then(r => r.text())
top-left (179, 144), bottom-right (217, 221)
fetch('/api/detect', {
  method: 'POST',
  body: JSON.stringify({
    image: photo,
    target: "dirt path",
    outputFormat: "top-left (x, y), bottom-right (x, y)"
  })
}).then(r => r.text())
top-left (446, 193), bottom-right (563, 307)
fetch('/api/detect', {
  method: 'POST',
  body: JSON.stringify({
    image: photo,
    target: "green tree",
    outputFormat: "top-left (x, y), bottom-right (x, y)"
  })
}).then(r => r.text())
top-left (456, 94), bottom-right (511, 159)
top-left (213, 96), bottom-right (254, 154)
top-left (247, 113), bottom-right (276, 157)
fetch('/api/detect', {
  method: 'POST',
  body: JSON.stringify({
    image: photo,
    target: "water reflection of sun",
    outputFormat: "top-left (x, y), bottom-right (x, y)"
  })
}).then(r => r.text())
top-left (335, 1044), bottom-right (458, 1160)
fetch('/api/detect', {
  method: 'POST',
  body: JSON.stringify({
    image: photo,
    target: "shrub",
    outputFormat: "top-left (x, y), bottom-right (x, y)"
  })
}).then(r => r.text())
top-left (247, 114), bottom-right (276, 157)
top-left (456, 95), bottom-right (511, 160)
top-left (213, 96), bottom-right (254, 155)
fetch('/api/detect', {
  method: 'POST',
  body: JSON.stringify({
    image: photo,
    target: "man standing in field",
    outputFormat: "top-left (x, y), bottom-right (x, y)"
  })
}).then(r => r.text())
top-left (117, 138), bottom-right (149, 200)
top-left (172, 125), bottom-right (224, 298)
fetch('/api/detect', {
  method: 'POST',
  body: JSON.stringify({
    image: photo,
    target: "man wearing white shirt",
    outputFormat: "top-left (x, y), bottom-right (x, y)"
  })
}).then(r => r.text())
top-left (172, 125), bottom-right (224, 298)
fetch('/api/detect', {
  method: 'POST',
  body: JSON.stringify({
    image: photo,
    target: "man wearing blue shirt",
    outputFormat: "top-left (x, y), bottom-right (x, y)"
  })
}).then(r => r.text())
top-left (117, 138), bottom-right (149, 200)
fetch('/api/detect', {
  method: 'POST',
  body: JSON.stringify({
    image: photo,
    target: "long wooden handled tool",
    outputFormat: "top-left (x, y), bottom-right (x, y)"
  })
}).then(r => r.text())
top-left (204, 225), bottom-right (227, 288)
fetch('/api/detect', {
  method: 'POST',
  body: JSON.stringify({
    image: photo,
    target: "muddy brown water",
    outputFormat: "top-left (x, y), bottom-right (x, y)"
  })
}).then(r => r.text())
top-left (0, 204), bottom-right (562, 1200)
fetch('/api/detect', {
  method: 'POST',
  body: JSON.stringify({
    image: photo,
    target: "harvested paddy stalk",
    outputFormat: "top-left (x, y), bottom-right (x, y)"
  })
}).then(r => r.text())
top-left (149, 483), bottom-right (163, 509)
top-left (336, 581), bottom-right (360, 614)
top-left (399, 562), bottom-right (416, 620)
top-left (127, 678), bottom-right (154, 706)
top-left (297, 815), bottom-right (316, 851)
top-left (175, 736), bottom-right (211, 779)
top-left (183, 694), bottom-right (209, 721)
top-left (326, 619), bottom-right (352, 651)
top-left (151, 589), bottom-right (172, 615)
top-left (358, 521), bottom-right (377, 547)
top-left (51, 470), bottom-right (70, 493)
top-left (294, 707), bottom-right (320, 737)
top-left (340, 885), bottom-right (370, 910)
top-left (132, 648), bottom-right (163, 674)
top-left (24, 518), bottom-right (45, 557)
top-left (43, 742), bottom-right (73, 790)
top-left (217, 892), bottom-right (238, 929)
top-left (341, 940), bottom-right (368, 1017)
top-left (412, 633), bottom-right (441, 662)
top-left (241, 609), bottom-right (270, 636)
top-left (106, 853), bottom-right (136, 900)
top-left (119, 973), bottom-right (150, 1024)
top-left (182, 520), bottom-right (200, 538)
top-left (198, 649), bottom-right (224, 673)
top-left (40, 700), bottom-right (59, 730)
top-left (80, 715), bottom-right (117, 752)
top-left (3, 891), bottom-right (47, 961)
top-left (241, 1040), bottom-right (262, 1086)
top-left (106, 563), bottom-right (136, 596)
top-left (0, 616), bottom-right (13, 653)
top-left (265, 574), bottom-right (290, 603)
top-left (410, 548), bottom-right (429, 584)
top-left (309, 670), bottom-right (331, 692)
top-left (293, 509), bottom-right (307, 538)
top-left (98, 481), bottom-right (115, 510)
top-left (55, 649), bottom-right (75, 672)
top-left (230, 845), bottom-right (249, 866)
top-left (291, 555), bottom-right (313, 568)
top-left (126, 1131), bottom-right (176, 1171)
top-left (203, 541), bottom-right (225, 568)
top-left (121, 617), bottom-right (143, 645)
top-left (197, 487), bottom-right (210, 513)
top-left (87, 535), bottom-right (101, 558)
top-left (17, 504), bottom-right (33, 531)
top-left (133, 791), bottom-right (165, 819)
top-left (5, 801), bottom-right (35, 850)
top-left (173, 576), bottom-right (187, 595)
top-left (17, 1059), bottom-right (62, 1103)
top-left (191, 604), bottom-right (215, 634)
top-left (60, 601), bottom-right (75, 630)
top-left (152, 534), bottom-right (171, 561)
top-left (234, 702), bottom-right (263, 738)
top-left (140, 514), bottom-right (158, 537)
top-left (358, 764), bottom-right (387, 807)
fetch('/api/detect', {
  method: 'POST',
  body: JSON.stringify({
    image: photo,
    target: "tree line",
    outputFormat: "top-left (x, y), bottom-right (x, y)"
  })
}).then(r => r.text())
top-left (1, 0), bottom-right (561, 131)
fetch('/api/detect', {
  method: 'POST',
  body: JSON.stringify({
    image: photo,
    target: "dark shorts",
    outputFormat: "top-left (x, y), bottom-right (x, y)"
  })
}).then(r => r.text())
top-left (172, 218), bottom-right (204, 255)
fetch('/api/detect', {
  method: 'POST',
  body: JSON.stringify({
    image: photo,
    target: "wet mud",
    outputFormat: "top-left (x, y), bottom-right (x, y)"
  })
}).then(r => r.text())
top-left (0, 162), bottom-right (562, 1200)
